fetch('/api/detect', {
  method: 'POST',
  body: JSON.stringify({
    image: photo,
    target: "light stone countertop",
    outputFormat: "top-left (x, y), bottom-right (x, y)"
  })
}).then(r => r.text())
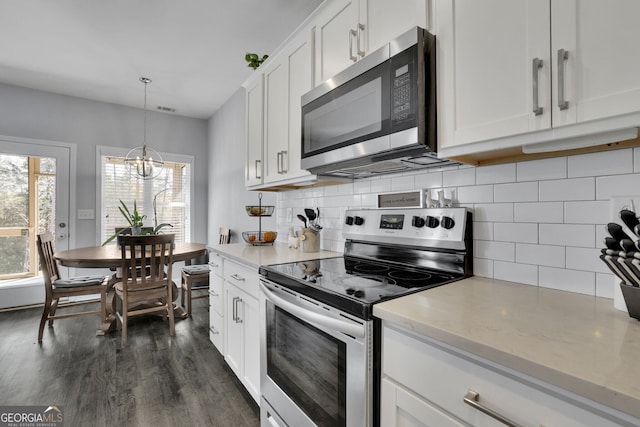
top-left (373, 276), bottom-right (640, 420)
top-left (207, 242), bottom-right (342, 270)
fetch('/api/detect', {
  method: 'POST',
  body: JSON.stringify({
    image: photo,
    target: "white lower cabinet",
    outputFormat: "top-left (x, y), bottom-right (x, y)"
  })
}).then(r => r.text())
top-left (381, 323), bottom-right (632, 427)
top-left (208, 253), bottom-right (224, 353)
top-left (222, 258), bottom-right (261, 404)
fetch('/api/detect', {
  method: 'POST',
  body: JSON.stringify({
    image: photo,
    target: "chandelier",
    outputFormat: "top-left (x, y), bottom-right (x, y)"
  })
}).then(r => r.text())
top-left (124, 77), bottom-right (164, 180)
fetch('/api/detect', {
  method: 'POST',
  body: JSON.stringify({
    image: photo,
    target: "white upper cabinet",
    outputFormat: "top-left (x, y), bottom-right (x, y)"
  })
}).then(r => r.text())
top-left (436, 0), bottom-right (640, 157)
top-left (244, 74), bottom-right (263, 188)
top-left (314, 0), bottom-right (429, 85)
top-left (262, 29), bottom-right (315, 185)
top-left (552, 0), bottom-right (640, 127)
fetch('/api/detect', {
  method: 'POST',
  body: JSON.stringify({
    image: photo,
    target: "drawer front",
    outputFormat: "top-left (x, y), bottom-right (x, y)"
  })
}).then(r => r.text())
top-left (208, 252), bottom-right (223, 277)
top-left (224, 259), bottom-right (259, 297)
top-left (383, 324), bottom-right (621, 427)
top-left (209, 308), bottom-right (224, 353)
top-left (209, 275), bottom-right (224, 316)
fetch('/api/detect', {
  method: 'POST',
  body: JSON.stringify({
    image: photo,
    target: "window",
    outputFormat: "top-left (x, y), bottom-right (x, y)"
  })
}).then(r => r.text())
top-left (0, 154), bottom-right (56, 279)
top-left (98, 147), bottom-right (193, 244)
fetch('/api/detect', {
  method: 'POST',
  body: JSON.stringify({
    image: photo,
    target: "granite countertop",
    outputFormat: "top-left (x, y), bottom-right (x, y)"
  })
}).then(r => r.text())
top-left (374, 276), bottom-right (640, 420)
top-left (207, 242), bottom-right (342, 270)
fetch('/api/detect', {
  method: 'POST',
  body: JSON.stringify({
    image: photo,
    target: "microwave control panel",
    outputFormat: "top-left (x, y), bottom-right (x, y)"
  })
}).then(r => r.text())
top-left (390, 44), bottom-right (417, 128)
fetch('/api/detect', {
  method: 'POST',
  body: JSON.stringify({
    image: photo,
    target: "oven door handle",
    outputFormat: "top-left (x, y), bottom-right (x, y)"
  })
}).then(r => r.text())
top-left (260, 281), bottom-right (365, 338)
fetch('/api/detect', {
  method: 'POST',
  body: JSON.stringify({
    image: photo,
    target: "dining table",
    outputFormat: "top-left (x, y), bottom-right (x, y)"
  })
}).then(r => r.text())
top-left (55, 242), bottom-right (207, 335)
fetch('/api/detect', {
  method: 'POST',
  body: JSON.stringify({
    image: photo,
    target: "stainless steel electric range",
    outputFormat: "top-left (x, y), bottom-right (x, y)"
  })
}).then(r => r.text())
top-left (258, 207), bottom-right (472, 427)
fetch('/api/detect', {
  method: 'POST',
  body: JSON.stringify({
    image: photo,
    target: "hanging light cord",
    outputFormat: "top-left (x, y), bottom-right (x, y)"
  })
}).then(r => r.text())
top-left (140, 77), bottom-right (151, 146)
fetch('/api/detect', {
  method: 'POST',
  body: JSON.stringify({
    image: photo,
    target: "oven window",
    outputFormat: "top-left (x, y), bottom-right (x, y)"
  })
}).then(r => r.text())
top-left (266, 302), bottom-right (346, 427)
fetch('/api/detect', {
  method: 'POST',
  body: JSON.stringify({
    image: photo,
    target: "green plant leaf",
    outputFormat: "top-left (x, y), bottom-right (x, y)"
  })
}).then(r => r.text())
top-left (154, 223), bottom-right (174, 234)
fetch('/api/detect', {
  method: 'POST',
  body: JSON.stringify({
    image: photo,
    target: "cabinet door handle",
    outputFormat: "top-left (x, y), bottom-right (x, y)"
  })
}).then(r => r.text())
top-left (356, 23), bottom-right (365, 58)
top-left (276, 151), bottom-right (282, 174)
top-left (557, 48), bottom-right (569, 110)
top-left (281, 150), bottom-right (288, 173)
top-left (208, 290), bottom-right (218, 297)
top-left (232, 296), bottom-right (238, 321)
top-left (463, 390), bottom-right (521, 427)
top-left (349, 28), bottom-right (358, 62)
top-left (230, 273), bottom-right (245, 282)
top-left (209, 326), bottom-right (219, 335)
top-left (255, 159), bottom-right (261, 179)
top-left (208, 262), bottom-right (219, 268)
top-left (234, 297), bottom-right (243, 323)
top-left (532, 57), bottom-right (543, 116)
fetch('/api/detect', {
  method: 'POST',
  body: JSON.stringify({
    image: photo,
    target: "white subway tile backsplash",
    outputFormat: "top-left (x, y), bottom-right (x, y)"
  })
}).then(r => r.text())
top-left (566, 247), bottom-right (610, 274)
top-left (514, 202), bottom-right (564, 223)
top-left (443, 167), bottom-right (475, 187)
top-left (539, 267), bottom-right (595, 295)
top-left (279, 148), bottom-right (640, 299)
top-left (494, 181), bottom-right (538, 203)
top-left (516, 243), bottom-right (565, 267)
top-left (539, 224), bottom-right (595, 247)
top-left (458, 185), bottom-right (494, 203)
top-left (476, 163), bottom-right (516, 185)
top-left (539, 177), bottom-right (595, 201)
top-left (595, 173), bottom-right (640, 201)
top-left (564, 201), bottom-right (610, 224)
top-left (473, 203), bottom-right (514, 222)
top-left (494, 261), bottom-right (538, 286)
top-left (494, 223), bottom-right (538, 243)
top-left (473, 222), bottom-right (493, 241)
top-left (475, 240), bottom-right (515, 262)
top-left (473, 258), bottom-right (494, 278)
top-left (596, 273), bottom-right (615, 298)
top-left (517, 157), bottom-right (566, 182)
top-left (568, 148), bottom-right (633, 178)
top-left (391, 175), bottom-right (415, 191)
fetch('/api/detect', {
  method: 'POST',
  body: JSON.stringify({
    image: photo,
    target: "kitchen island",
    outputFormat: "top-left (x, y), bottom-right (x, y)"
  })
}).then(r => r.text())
top-left (375, 276), bottom-right (640, 426)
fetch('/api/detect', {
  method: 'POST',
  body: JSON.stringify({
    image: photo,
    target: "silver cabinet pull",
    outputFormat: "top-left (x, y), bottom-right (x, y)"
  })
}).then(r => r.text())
top-left (557, 48), bottom-right (569, 110)
top-left (208, 262), bottom-right (219, 268)
top-left (255, 159), bottom-right (261, 179)
top-left (234, 297), bottom-right (243, 323)
top-left (232, 296), bottom-right (238, 321)
top-left (230, 273), bottom-right (245, 282)
top-left (532, 57), bottom-right (543, 116)
top-left (281, 150), bottom-right (288, 173)
top-left (209, 326), bottom-right (219, 335)
top-left (349, 28), bottom-right (358, 62)
top-left (276, 151), bottom-right (282, 174)
top-left (356, 23), bottom-right (365, 58)
top-left (208, 290), bottom-right (218, 297)
top-left (463, 390), bottom-right (521, 427)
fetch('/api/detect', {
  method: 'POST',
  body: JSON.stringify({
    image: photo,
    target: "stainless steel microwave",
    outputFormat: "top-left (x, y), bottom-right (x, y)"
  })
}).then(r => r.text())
top-left (301, 27), bottom-right (452, 178)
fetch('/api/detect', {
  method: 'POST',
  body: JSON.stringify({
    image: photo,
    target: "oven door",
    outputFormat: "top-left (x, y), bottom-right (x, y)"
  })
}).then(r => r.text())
top-left (259, 279), bottom-right (372, 427)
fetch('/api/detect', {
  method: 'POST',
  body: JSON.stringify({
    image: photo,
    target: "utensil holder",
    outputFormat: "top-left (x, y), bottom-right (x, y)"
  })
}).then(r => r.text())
top-left (620, 282), bottom-right (640, 321)
top-left (299, 228), bottom-right (319, 253)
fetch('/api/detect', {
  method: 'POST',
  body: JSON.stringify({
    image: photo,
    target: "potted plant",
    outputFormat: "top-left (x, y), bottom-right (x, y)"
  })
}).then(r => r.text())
top-left (102, 199), bottom-right (173, 245)
top-left (245, 53), bottom-right (269, 70)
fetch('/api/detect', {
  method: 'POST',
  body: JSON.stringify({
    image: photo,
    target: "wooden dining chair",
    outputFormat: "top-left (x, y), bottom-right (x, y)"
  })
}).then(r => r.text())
top-left (115, 234), bottom-right (175, 347)
top-left (180, 228), bottom-right (230, 317)
top-left (36, 232), bottom-right (109, 343)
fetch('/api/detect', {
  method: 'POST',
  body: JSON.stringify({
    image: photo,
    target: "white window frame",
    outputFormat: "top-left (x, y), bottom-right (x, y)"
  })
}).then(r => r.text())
top-left (96, 145), bottom-right (195, 243)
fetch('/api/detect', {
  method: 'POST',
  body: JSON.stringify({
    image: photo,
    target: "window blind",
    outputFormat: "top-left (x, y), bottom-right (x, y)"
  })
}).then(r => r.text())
top-left (101, 156), bottom-right (191, 244)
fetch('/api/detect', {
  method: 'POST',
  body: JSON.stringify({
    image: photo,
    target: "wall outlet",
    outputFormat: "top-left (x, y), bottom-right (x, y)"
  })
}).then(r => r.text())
top-left (77, 209), bottom-right (95, 220)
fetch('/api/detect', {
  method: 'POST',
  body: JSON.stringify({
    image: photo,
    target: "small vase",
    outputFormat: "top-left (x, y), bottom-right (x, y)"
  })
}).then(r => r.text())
top-left (131, 226), bottom-right (142, 235)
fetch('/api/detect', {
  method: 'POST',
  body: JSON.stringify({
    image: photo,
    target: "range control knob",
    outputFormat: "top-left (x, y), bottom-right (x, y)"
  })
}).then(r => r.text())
top-left (441, 216), bottom-right (455, 230)
top-left (411, 216), bottom-right (425, 228)
top-left (354, 216), bottom-right (365, 226)
top-left (426, 216), bottom-right (440, 228)
top-left (345, 216), bottom-right (354, 225)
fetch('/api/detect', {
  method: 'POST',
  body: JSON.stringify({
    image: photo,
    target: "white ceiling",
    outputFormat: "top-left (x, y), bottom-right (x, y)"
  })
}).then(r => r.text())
top-left (0, 0), bottom-right (323, 119)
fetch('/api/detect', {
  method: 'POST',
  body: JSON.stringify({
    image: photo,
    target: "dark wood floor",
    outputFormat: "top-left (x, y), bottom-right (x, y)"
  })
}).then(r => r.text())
top-left (0, 298), bottom-right (260, 427)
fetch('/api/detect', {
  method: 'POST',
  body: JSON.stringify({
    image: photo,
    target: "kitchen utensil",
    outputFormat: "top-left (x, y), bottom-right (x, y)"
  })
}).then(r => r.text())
top-left (604, 237), bottom-right (621, 251)
top-left (304, 208), bottom-right (317, 223)
top-left (620, 210), bottom-right (640, 236)
top-left (606, 222), bottom-right (629, 242)
top-left (297, 214), bottom-right (307, 228)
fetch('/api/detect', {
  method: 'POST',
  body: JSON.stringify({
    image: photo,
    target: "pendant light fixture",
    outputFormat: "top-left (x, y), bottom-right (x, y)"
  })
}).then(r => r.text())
top-left (124, 77), bottom-right (164, 180)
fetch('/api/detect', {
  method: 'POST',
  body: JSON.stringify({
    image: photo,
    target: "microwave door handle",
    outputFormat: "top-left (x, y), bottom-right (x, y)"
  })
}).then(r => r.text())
top-left (260, 281), bottom-right (365, 338)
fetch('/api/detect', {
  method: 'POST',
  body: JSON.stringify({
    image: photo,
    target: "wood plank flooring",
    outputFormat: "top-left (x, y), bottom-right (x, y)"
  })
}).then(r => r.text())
top-left (0, 298), bottom-right (259, 427)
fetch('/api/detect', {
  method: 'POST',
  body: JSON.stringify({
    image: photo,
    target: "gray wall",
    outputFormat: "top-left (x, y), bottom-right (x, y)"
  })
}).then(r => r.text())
top-left (0, 83), bottom-right (208, 248)
top-left (207, 88), bottom-right (277, 245)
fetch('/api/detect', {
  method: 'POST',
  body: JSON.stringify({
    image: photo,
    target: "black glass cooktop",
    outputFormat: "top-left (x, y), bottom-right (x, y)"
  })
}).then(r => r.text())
top-left (259, 255), bottom-right (465, 320)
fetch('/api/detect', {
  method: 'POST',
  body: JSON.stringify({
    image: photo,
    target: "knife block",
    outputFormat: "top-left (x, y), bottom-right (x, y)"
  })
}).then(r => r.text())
top-left (619, 283), bottom-right (640, 321)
